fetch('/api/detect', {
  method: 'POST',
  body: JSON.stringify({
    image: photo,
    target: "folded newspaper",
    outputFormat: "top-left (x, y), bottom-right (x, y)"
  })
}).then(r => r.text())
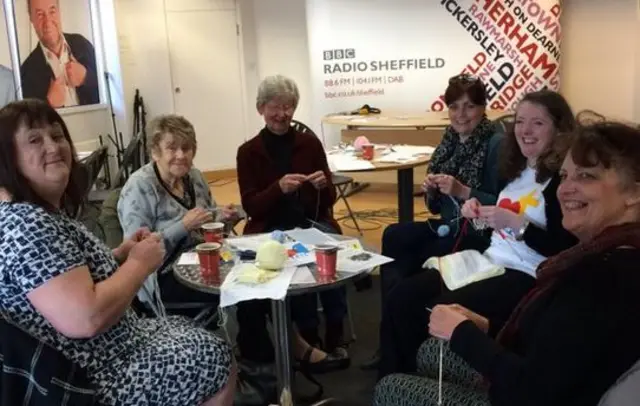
top-left (423, 249), bottom-right (505, 291)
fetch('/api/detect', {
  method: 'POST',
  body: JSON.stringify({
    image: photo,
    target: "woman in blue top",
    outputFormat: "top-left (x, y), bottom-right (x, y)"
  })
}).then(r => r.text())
top-left (363, 74), bottom-right (504, 369)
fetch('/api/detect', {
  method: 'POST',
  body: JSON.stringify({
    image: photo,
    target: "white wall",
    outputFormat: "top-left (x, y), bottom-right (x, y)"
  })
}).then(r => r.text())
top-left (559, 0), bottom-right (639, 121)
top-left (113, 0), bottom-right (640, 171)
top-left (250, 0), bottom-right (312, 130)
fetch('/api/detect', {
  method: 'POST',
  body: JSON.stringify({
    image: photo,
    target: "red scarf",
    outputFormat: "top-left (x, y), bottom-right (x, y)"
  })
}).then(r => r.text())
top-left (497, 222), bottom-right (640, 347)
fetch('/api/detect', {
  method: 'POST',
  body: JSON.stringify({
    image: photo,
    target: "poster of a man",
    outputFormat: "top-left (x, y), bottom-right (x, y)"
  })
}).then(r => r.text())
top-left (20, 0), bottom-right (99, 108)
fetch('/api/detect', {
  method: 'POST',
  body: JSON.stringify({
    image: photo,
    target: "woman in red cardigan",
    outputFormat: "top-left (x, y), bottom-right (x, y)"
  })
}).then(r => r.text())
top-left (235, 74), bottom-right (349, 371)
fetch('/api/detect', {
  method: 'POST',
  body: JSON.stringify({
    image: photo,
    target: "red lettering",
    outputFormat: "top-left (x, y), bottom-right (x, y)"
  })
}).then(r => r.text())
top-left (508, 23), bottom-right (529, 49)
top-left (550, 4), bottom-right (561, 17)
top-left (431, 99), bottom-right (445, 112)
top-left (521, 42), bottom-right (537, 64)
top-left (487, 1), bottom-right (506, 22)
top-left (466, 52), bottom-right (487, 74)
top-left (490, 100), bottom-right (505, 110)
top-left (520, 65), bottom-right (533, 81)
top-left (532, 50), bottom-right (557, 80)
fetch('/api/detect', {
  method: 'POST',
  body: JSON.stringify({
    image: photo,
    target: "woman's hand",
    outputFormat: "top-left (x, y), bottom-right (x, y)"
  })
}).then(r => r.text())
top-left (448, 304), bottom-right (489, 334)
top-left (182, 207), bottom-right (214, 231)
top-left (113, 227), bottom-right (151, 262)
top-left (307, 170), bottom-right (328, 190)
top-left (279, 174), bottom-right (307, 194)
top-left (128, 233), bottom-right (165, 274)
top-left (422, 174), bottom-right (438, 191)
top-left (431, 174), bottom-right (470, 199)
top-left (461, 198), bottom-right (481, 219)
top-left (220, 204), bottom-right (239, 221)
top-left (477, 206), bottom-right (525, 230)
top-left (428, 304), bottom-right (470, 341)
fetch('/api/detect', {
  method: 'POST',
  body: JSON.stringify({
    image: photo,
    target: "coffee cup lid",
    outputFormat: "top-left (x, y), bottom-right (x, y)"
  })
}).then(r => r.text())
top-left (196, 242), bottom-right (221, 251)
top-left (202, 222), bottom-right (224, 230)
top-left (314, 244), bottom-right (339, 253)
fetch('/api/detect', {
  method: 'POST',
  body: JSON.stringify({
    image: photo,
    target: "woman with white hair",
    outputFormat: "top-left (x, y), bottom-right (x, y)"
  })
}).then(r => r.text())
top-left (235, 74), bottom-right (349, 371)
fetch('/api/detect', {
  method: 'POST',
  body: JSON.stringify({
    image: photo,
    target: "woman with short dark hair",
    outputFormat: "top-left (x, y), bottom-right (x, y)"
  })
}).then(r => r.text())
top-left (363, 74), bottom-right (505, 369)
top-left (375, 120), bottom-right (640, 406)
top-left (0, 99), bottom-right (235, 405)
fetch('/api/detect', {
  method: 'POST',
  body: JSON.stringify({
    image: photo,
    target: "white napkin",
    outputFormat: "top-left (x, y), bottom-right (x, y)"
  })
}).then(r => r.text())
top-left (219, 263), bottom-right (297, 308)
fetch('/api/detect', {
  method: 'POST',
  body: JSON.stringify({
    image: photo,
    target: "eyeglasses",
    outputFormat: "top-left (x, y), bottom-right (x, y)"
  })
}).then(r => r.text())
top-left (448, 73), bottom-right (480, 85)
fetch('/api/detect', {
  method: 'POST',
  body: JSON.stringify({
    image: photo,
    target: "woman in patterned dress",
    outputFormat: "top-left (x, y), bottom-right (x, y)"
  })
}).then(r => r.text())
top-left (0, 99), bottom-right (236, 405)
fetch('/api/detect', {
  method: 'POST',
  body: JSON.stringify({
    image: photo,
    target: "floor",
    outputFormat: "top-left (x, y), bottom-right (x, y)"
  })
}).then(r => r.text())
top-left (209, 177), bottom-right (429, 405)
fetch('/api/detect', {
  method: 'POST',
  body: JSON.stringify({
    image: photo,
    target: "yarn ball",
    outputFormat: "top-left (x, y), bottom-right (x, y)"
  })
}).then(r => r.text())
top-left (353, 135), bottom-right (371, 150)
top-left (256, 240), bottom-right (287, 270)
top-left (270, 230), bottom-right (287, 243)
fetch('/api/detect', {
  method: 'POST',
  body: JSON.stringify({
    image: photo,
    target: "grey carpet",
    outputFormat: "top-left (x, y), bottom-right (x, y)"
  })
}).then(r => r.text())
top-left (310, 277), bottom-right (381, 405)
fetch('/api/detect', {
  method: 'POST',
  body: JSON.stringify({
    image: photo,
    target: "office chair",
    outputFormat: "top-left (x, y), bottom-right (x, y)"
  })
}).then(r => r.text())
top-left (290, 120), bottom-right (363, 235)
top-left (494, 114), bottom-right (515, 133)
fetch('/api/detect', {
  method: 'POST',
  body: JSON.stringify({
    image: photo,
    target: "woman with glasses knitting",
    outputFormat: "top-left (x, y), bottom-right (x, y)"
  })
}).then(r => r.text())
top-left (374, 90), bottom-right (579, 383)
top-left (234, 74), bottom-right (349, 374)
top-left (363, 74), bottom-right (504, 370)
top-left (374, 120), bottom-right (640, 406)
top-left (118, 114), bottom-right (240, 318)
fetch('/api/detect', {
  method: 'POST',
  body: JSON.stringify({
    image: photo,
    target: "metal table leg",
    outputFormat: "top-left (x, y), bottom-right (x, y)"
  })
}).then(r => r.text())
top-left (272, 299), bottom-right (294, 405)
top-left (397, 168), bottom-right (414, 223)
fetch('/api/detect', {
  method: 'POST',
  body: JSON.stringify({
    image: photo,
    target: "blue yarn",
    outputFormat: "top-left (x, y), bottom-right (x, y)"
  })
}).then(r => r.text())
top-left (437, 224), bottom-right (450, 237)
top-left (270, 230), bottom-right (286, 243)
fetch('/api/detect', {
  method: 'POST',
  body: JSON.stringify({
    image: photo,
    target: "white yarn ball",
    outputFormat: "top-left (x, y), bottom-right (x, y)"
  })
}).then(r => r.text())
top-left (255, 240), bottom-right (287, 270)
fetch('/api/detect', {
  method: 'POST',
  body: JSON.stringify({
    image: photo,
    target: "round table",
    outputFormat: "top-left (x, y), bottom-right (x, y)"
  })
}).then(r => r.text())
top-left (173, 234), bottom-right (373, 404)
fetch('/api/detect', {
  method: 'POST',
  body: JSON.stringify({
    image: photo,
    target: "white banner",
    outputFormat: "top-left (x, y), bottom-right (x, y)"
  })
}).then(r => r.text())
top-left (306, 0), bottom-right (562, 146)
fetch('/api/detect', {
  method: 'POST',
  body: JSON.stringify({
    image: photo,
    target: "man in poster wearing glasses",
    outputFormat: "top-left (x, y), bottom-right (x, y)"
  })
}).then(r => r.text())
top-left (21, 0), bottom-right (99, 108)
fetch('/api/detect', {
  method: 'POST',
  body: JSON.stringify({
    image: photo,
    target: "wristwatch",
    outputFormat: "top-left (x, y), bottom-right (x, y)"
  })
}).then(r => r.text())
top-left (515, 219), bottom-right (529, 241)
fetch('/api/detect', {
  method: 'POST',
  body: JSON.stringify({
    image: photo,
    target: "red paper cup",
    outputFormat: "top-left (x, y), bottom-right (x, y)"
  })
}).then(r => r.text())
top-left (201, 222), bottom-right (225, 243)
top-left (315, 244), bottom-right (339, 278)
top-left (362, 144), bottom-right (375, 160)
top-left (196, 242), bottom-right (221, 281)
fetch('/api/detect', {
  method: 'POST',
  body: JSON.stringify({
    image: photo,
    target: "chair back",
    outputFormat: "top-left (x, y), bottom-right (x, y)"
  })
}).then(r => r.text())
top-left (598, 358), bottom-right (640, 406)
top-left (97, 188), bottom-right (124, 249)
top-left (115, 132), bottom-right (145, 188)
top-left (494, 114), bottom-right (515, 133)
top-left (291, 119), bottom-right (317, 137)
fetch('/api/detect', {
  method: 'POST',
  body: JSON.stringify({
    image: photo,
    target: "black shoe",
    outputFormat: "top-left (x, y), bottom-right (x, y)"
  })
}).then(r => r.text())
top-left (360, 349), bottom-right (380, 370)
top-left (298, 346), bottom-right (350, 374)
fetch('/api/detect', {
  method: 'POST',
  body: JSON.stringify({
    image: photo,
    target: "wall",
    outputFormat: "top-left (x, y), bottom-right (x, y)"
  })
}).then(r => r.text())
top-left (559, 0), bottom-right (639, 121)
top-left (115, 0), bottom-right (312, 163)
top-left (250, 0), bottom-right (312, 130)
top-left (113, 0), bottom-right (640, 168)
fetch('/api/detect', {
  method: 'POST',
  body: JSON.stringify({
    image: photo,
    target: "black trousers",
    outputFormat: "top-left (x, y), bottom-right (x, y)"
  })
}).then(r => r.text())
top-left (235, 288), bottom-right (347, 363)
top-left (378, 267), bottom-right (535, 379)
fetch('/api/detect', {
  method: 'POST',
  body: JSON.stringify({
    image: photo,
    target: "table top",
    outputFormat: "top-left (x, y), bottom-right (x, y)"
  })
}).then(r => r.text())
top-left (328, 149), bottom-right (430, 173)
top-left (322, 110), bottom-right (509, 128)
top-left (173, 234), bottom-right (374, 297)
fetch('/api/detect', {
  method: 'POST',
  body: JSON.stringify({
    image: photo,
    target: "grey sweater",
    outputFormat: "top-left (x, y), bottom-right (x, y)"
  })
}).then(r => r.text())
top-left (117, 163), bottom-right (222, 311)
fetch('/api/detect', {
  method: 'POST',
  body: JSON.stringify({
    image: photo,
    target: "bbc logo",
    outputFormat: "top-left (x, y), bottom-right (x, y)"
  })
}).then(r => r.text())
top-left (323, 49), bottom-right (356, 61)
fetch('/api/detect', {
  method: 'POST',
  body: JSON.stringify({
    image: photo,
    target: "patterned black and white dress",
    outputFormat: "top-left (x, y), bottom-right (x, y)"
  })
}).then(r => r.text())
top-left (0, 202), bottom-right (232, 405)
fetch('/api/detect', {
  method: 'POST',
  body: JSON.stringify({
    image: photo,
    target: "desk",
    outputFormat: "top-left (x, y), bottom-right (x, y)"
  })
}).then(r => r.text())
top-left (173, 233), bottom-right (373, 405)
